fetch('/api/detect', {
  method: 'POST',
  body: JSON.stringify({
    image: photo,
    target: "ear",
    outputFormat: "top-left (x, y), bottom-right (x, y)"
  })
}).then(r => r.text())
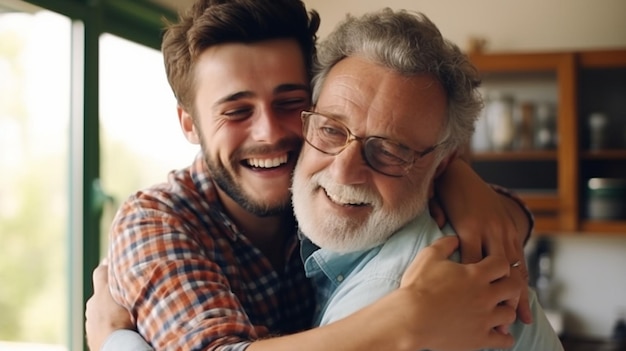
top-left (178, 105), bottom-right (200, 144)
top-left (427, 153), bottom-right (456, 199)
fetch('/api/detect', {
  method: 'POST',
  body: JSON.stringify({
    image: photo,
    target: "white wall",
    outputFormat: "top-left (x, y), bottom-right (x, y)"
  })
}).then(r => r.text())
top-left (549, 235), bottom-right (626, 337)
top-left (305, 0), bottom-right (626, 52)
top-left (304, 0), bottom-right (626, 338)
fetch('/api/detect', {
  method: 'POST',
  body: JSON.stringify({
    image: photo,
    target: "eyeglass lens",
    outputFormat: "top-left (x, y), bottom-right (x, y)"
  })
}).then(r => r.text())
top-left (303, 112), bottom-right (414, 176)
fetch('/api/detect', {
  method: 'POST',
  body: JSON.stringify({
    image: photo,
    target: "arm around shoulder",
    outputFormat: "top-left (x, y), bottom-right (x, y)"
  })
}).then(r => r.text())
top-left (250, 237), bottom-right (518, 351)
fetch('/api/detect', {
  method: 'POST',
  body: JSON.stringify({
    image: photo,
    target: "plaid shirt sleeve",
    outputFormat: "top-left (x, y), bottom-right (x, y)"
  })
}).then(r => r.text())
top-left (108, 192), bottom-right (260, 351)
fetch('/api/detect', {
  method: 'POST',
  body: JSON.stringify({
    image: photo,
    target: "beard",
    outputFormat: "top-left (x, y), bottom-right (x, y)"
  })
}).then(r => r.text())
top-left (292, 166), bottom-right (432, 253)
top-left (198, 135), bottom-right (299, 218)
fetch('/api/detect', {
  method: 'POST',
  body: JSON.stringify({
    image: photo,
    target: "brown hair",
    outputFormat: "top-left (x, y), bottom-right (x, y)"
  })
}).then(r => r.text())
top-left (162, 0), bottom-right (320, 111)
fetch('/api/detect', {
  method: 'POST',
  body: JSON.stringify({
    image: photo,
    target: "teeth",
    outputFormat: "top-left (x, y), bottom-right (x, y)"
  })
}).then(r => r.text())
top-left (325, 189), bottom-right (367, 206)
top-left (247, 154), bottom-right (288, 168)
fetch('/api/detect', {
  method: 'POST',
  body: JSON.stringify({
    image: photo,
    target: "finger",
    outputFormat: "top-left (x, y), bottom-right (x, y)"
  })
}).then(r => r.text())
top-left (427, 235), bottom-right (460, 260)
top-left (490, 275), bottom-right (525, 306)
top-left (428, 198), bottom-right (447, 228)
top-left (478, 305), bottom-right (517, 349)
top-left (474, 255), bottom-right (511, 283)
top-left (489, 304), bottom-right (517, 339)
top-left (401, 236), bottom-right (460, 287)
top-left (484, 328), bottom-right (515, 350)
top-left (506, 253), bottom-right (533, 324)
top-left (500, 294), bottom-right (521, 320)
top-left (92, 264), bottom-right (108, 291)
top-left (85, 296), bottom-right (93, 320)
top-left (501, 264), bottom-right (524, 306)
top-left (516, 288), bottom-right (532, 324)
top-left (494, 323), bottom-right (511, 335)
top-left (496, 218), bottom-right (525, 274)
top-left (458, 233), bottom-right (483, 264)
top-left (483, 229), bottom-right (506, 258)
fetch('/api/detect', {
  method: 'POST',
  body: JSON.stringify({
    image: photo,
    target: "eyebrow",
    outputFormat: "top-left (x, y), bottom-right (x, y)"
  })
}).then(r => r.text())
top-left (315, 110), bottom-right (349, 123)
top-left (315, 110), bottom-right (423, 149)
top-left (275, 83), bottom-right (310, 95)
top-left (215, 91), bottom-right (254, 106)
top-left (214, 83), bottom-right (310, 106)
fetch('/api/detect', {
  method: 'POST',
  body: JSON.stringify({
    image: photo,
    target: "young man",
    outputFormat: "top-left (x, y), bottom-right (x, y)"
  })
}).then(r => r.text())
top-left (86, 0), bottom-right (534, 350)
top-left (292, 8), bottom-right (562, 350)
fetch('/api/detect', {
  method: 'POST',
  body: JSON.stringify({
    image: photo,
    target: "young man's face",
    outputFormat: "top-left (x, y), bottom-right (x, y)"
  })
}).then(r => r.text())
top-left (179, 39), bottom-right (310, 216)
top-left (292, 56), bottom-right (449, 252)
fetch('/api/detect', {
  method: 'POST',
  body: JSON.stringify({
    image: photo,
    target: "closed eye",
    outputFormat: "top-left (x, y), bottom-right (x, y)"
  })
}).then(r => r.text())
top-left (275, 97), bottom-right (310, 112)
top-left (222, 107), bottom-right (253, 121)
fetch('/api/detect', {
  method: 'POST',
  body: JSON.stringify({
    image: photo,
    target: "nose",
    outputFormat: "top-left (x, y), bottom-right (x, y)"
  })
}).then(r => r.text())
top-left (328, 141), bottom-right (369, 185)
top-left (250, 108), bottom-right (292, 143)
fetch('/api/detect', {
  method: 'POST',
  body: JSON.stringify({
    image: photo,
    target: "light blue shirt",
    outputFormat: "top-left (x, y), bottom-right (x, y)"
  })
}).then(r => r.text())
top-left (302, 211), bottom-right (564, 350)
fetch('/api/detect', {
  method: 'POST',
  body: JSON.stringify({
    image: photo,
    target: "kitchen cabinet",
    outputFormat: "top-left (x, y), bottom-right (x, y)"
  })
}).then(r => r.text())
top-left (468, 49), bottom-right (626, 234)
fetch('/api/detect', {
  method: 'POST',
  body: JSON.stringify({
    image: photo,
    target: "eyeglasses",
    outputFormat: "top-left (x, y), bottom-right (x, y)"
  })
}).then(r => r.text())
top-left (301, 111), bottom-right (442, 177)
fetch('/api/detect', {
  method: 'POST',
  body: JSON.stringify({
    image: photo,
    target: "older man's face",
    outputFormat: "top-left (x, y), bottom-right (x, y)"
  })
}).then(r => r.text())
top-left (292, 56), bottom-right (448, 253)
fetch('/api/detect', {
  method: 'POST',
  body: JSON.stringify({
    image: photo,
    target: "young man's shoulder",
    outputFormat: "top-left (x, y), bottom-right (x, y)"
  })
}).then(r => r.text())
top-left (109, 157), bottom-right (229, 246)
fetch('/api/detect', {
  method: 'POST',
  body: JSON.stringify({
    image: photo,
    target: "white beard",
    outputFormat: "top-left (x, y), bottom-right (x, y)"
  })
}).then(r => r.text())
top-left (292, 167), bottom-right (432, 253)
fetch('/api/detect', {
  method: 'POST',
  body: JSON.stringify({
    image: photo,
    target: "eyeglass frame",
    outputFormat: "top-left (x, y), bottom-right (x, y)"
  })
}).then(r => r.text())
top-left (300, 111), bottom-right (444, 177)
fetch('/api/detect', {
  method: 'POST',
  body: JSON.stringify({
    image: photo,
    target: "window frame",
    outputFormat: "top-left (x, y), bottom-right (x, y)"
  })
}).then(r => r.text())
top-left (13, 1), bottom-right (177, 349)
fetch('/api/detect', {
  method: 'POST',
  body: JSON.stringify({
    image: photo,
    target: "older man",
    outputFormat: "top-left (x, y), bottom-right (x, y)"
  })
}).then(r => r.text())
top-left (292, 8), bottom-right (563, 350)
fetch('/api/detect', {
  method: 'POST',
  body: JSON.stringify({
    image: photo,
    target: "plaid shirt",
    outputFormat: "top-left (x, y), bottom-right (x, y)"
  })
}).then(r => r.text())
top-left (108, 153), bottom-right (314, 351)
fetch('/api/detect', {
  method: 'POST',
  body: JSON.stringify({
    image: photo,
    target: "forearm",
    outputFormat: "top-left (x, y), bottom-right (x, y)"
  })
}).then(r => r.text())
top-left (248, 290), bottom-right (423, 351)
top-left (98, 298), bottom-right (421, 351)
top-left (435, 157), bottom-right (532, 245)
top-left (96, 286), bottom-right (449, 351)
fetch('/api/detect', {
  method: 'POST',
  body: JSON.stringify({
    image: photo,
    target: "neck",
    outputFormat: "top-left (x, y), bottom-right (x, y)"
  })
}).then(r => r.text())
top-left (217, 189), bottom-right (296, 269)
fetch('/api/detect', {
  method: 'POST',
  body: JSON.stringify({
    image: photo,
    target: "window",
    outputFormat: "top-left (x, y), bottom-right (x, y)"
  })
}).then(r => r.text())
top-left (0, 1), bottom-right (184, 349)
top-left (98, 33), bottom-right (199, 246)
top-left (0, 6), bottom-right (71, 350)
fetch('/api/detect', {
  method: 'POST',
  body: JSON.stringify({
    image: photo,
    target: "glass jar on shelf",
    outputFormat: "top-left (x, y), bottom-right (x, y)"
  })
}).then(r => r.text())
top-left (485, 91), bottom-right (515, 151)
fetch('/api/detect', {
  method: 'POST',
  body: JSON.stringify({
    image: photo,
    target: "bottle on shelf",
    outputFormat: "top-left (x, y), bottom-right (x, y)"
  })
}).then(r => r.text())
top-left (588, 112), bottom-right (609, 151)
top-left (534, 102), bottom-right (557, 150)
top-left (517, 101), bottom-right (535, 150)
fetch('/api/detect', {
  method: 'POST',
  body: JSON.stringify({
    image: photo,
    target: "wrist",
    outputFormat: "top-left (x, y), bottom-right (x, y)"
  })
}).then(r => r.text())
top-left (493, 185), bottom-right (534, 244)
top-left (373, 289), bottom-right (429, 351)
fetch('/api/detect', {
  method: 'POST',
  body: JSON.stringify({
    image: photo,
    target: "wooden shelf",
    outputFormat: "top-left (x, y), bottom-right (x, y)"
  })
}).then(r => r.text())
top-left (472, 150), bottom-right (557, 161)
top-left (533, 216), bottom-right (561, 233)
top-left (581, 149), bottom-right (626, 160)
top-left (580, 220), bottom-right (626, 234)
top-left (469, 48), bottom-right (626, 235)
top-left (519, 193), bottom-right (560, 211)
top-left (469, 52), bottom-right (571, 72)
top-left (579, 49), bottom-right (626, 68)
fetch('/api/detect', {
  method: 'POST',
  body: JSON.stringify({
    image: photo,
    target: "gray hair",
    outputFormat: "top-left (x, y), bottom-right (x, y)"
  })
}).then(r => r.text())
top-left (311, 8), bottom-right (483, 153)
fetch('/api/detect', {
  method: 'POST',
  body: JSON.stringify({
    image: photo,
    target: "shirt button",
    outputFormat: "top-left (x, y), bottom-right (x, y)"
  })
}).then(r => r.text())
top-left (336, 274), bottom-right (344, 282)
